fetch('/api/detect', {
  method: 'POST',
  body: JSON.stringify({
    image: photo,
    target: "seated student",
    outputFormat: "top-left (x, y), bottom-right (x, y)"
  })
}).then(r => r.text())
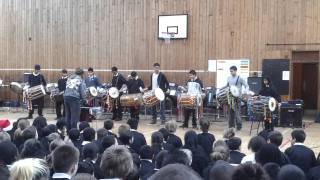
top-left (0, 141), bottom-right (18, 178)
top-left (20, 138), bottom-right (46, 159)
top-left (78, 143), bottom-right (99, 175)
top-left (151, 131), bottom-right (164, 161)
top-left (10, 158), bottom-right (49, 180)
top-left (52, 145), bottom-right (80, 180)
top-left (47, 139), bottom-right (66, 171)
top-left (81, 127), bottom-right (95, 146)
top-left (32, 116), bottom-right (47, 138)
top-left (117, 126), bottom-right (140, 167)
top-left (256, 143), bottom-right (283, 166)
top-left (263, 162), bottom-right (280, 180)
top-left (139, 145), bottom-right (155, 180)
top-left (100, 145), bottom-right (134, 180)
top-left (227, 137), bottom-right (245, 164)
top-left (0, 131), bottom-right (11, 143)
top-left (56, 119), bottom-right (67, 140)
top-left (127, 118), bottom-right (147, 153)
top-left (72, 173), bottom-right (97, 180)
top-left (78, 121), bottom-right (90, 141)
top-left (307, 164), bottom-right (320, 180)
top-left (103, 120), bottom-right (117, 137)
top-left (197, 119), bottom-right (215, 156)
top-left (162, 149), bottom-right (191, 167)
top-left (285, 129), bottom-right (316, 174)
top-left (267, 131), bottom-right (291, 165)
top-left (277, 164), bottom-right (306, 180)
top-left (164, 121), bottom-right (182, 151)
top-left (68, 128), bottom-right (82, 151)
top-left (223, 128), bottom-right (235, 141)
top-left (209, 160), bottom-right (234, 180)
top-left (232, 163), bottom-right (269, 180)
top-left (184, 130), bottom-right (209, 176)
top-left (158, 128), bottom-right (170, 142)
top-left (149, 163), bottom-right (202, 180)
top-left (241, 136), bottom-right (266, 164)
top-left (143, 150), bottom-right (168, 180)
top-left (93, 128), bottom-right (108, 154)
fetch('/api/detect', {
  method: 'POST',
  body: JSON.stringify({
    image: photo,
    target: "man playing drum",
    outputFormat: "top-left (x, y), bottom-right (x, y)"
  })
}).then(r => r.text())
top-left (127, 71), bottom-right (145, 120)
top-left (111, 66), bottom-right (127, 121)
top-left (55, 69), bottom-right (68, 120)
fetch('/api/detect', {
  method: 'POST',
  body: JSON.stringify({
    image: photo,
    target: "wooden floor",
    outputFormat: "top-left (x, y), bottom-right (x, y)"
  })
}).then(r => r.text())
top-left (1, 108), bottom-right (319, 155)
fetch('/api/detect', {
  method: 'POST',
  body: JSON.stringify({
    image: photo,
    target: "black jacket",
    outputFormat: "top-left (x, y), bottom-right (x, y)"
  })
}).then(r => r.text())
top-left (112, 73), bottom-right (127, 90)
top-left (58, 77), bottom-right (67, 92)
top-left (148, 72), bottom-right (169, 92)
top-left (130, 130), bottom-right (147, 153)
top-left (259, 85), bottom-right (281, 102)
top-left (139, 159), bottom-right (155, 180)
top-left (197, 132), bottom-right (215, 156)
top-left (127, 78), bottom-right (145, 94)
top-left (28, 73), bottom-right (46, 87)
top-left (229, 150), bottom-right (246, 164)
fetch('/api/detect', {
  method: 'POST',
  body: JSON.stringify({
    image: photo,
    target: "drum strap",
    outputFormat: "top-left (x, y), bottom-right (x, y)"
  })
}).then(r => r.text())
top-left (227, 76), bottom-right (239, 87)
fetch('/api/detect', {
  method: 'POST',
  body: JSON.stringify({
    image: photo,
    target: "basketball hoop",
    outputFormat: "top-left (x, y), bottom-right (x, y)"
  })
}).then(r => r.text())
top-left (162, 32), bottom-right (175, 44)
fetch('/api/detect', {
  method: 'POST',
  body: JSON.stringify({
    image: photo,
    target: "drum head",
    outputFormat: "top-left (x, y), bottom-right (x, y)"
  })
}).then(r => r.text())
top-left (89, 87), bottom-right (98, 97)
top-left (269, 97), bottom-right (277, 112)
top-left (230, 86), bottom-right (240, 97)
top-left (109, 87), bottom-right (119, 98)
top-left (10, 82), bottom-right (23, 94)
top-left (155, 88), bottom-right (165, 101)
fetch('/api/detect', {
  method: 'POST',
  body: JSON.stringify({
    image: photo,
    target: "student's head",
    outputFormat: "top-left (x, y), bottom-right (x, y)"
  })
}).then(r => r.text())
top-left (87, 67), bottom-right (94, 76)
top-left (158, 128), bottom-right (169, 141)
top-left (232, 163), bottom-right (269, 180)
top-left (263, 163), bottom-right (280, 180)
top-left (56, 119), bottom-right (67, 131)
top-left (96, 128), bottom-right (108, 140)
top-left (34, 64), bottom-right (41, 73)
top-left (118, 124), bottom-right (130, 135)
top-left (68, 128), bottom-right (80, 141)
top-left (52, 145), bottom-right (79, 175)
top-left (77, 161), bottom-right (94, 175)
top-left (32, 116), bottom-right (47, 137)
top-left (268, 131), bottom-right (283, 147)
top-left (211, 142), bottom-right (230, 162)
top-left (248, 136), bottom-right (266, 153)
top-left (277, 165), bottom-right (306, 180)
top-left (165, 120), bottom-right (178, 134)
top-left (0, 141), bottom-right (18, 165)
top-left (78, 122), bottom-right (90, 132)
top-left (101, 136), bottom-right (116, 153)
top-left (10, 158), bottom-right (49, 180)
top-left (188, 70), bottom-right (197, 80)
top-left (256, 144), bottom-right (282, 166)
top-left (155, 150), bottom-right (168, 169)
top-left (75, 67), bottom-right (84, 77)
top-left (100, 145), bottom-right (134, 179)
top-left (139, 145), bottom-right (154, 160)
top-left (111, 66), bottom-right (118, 75)
top-left (162, 149), bottom-right (190, 166)
top-left (83, 143), bottom-right (99, 160)
top-left (20, 139), bottom-right (45, 159)
top-left (200, 119), bottom-right (210, 132)
top-left (21, 126), bottom-right (38, 141)
top-left (227, 137), bottom-right (242, 151)
top-left (149, 164), bottom-right (202, 180)
top-left (209, 160), bottom-right (234, 180)
top-left (291, 129), bottom-right (306, 144)
top-left (61, 69), bottom-right (68, 76)
top-left (151, 131), bottom-right (164, 146)
top-left (127, 118), bottom-right (139, 130)
top-left (0, 131), bottom-right (11, 143)
top-left (118, 129), bottom-right (132, 146)
top-left (229, 66), bottom-right (238, 76)
top-left (18, 119), bottom-right (30, 130)
top-left (83, 127), bottom-right (96, 142)
top-left (49, 138), bottom-right (65, 153)
top-left (223, 128), bottom-right (235, 140)
top-left (103, 120), bottom-right (114, 130)
top-left (184, 130), bottom-right (198, 150)
top-left (131, 71), bottom-right (137, 78)
top-left (153, 63), bottom-right (161, 74)
top-left (263, 77), bottom-right (271, 86)
top-left (180, 149), bottom-right (192, 166)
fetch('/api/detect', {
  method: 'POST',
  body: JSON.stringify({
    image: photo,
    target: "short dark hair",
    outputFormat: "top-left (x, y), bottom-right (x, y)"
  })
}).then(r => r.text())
top-left (75, 68), bottom-right (84, 76)
top-left (79, 122), bottom-right (90, 132)
top-left (127, 118), bottom-right (139, 130)
top-left (0, 141), bottom-right (18, 165)
top-left (68, 128), bottom-right (80, 141)
top-left (189, 70), bottom-right (196, 75)
top-left (101, 136), bottom-right (116, 153)
top-left (77, 161), bottom-right (94, 175)
top-left (291, 129), bottom-right (306, 143)
top-left (268, 131), bottom-right (283, 147)
top-left (162, 150), bottom-right (189, 167)
top-left (256, 144), bottom-right (282, 166)
top-left (20, 139), bottom-right (45, 159)
top-left (153, 63), bottom-right (160, 67)
top-left (32, 116), bottom-right (47, 137)
top-left (248, 136), bottom-right (266, 153)
top-left (232, 163), bottom-right (269, 180)
top-left (200, 119), bottom-right (210, 132)
top-left (111, 66), bottom-right (118, 72)
top-left (230, 66), bottom-right (237, 71)
top-left (56, 119), bottom-right (67, 130)
top-left (88, 67), bottom-right (94, 72)
top-left (155, 150), bottom-right (168, 169)
top-left (158, 128), bottom-right (169, 141)
top-left (277, 164), bottom-right (306, 180)
top-left (151, 131), bottom-right (164, 145)
top-left (96, 128), bottom-right (108, 140)
top-left (104, 120), bottom-right (114, 130)
top-left (83, 143), bottom-right (99, 160)
top-left (52, 145), bottom-right (80, 173)
top-left (263, 162), bottom-right (280, 180)
top-left (149, 164), bottom-right (202, 180)
top-left (131, 71), bottom-right (137, 77)
top-left (83, 128), bottom-right (96, 142)
top-left (139, 145), bottom-right (154, 160)
top-left (209, 160), bottom-right (234, 180)
top-left (62, 69), bottom-right (68, 74)
top-left (21, 126), bottom-right (37, 141)
top-left (227, 137), bottom-right (242, 151)
top-left (118, 129), bottom-right (132, 146)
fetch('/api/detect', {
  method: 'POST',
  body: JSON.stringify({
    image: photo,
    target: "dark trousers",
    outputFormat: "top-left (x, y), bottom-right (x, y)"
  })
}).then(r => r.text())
top-left (229, 102), bottom-right (242, 129)
top-left (64, 96), bottom-right (81, 131)
top-left (183, 108), bottom-right (197, 127)
top-left (130, 106), bottom-right (140, 120)
top-left (112, 98), bottom-right (123, 120)
top-left (29, 97), bottom-right (44, 117)
top-left (55, 100), bottom-right (65, 118)
top-left (151, 101), bottom-right (166, 123)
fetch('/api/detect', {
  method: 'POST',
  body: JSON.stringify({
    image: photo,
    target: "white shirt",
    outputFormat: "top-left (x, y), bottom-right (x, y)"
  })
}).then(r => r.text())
top-left (52, 173), bottom-right (72, 179)
top-left (152, 73), bottom-right (159, 90)
top-left (82, 141), bottom-right (91, 146)
top-left (241, 153), bottom-right (256, 164)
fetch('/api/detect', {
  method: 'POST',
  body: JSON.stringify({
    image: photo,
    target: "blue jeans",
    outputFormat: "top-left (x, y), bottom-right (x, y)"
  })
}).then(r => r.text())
top-left (152, 101), bottom-right (166, 123)
top-left (64, 96), bottom-right (81, 131)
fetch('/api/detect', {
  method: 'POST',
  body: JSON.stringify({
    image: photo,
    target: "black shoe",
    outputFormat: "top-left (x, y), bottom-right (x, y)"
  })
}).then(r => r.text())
top-left (26, 115), bottom-right (33, 119)
top-left (180, 125), bottom-right (188, 128)
top-left (149, 120), bottom-right (157, 125)
top-left (236, 127), bottom-right (242, 131)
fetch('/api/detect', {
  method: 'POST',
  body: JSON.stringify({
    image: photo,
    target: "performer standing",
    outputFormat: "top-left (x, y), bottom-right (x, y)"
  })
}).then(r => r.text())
top-left (27, 64), bottom-right (47, 119)
top-left (180, 70), bottom-right (203, 129)
top-left (55, 69), bottom-right (68, 120)
top-left (127, 71), bottom-right (145, 120)
top-left (111, 66), bottom-right (127, 121)
top-left (85, 67), bottom-right (101, 88)
top-left (64, 68), bottom-right (87, 130)
top-left (226, 66), bottom-right (249, 131)
top-left (149, 63), bottom-right (169, 125)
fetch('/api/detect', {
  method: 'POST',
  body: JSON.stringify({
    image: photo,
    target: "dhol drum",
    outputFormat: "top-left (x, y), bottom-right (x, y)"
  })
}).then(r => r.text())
top-left (142, 88), bottom-right (165, 107)
top-left (10, 82), bottom-right (25, 94)
top-left (96, 87), bottom-right (108, 99)
top-left (108, 87), bottom-right (120, 99)
top-left (50, 88), bottom-right (64, 102)
top-left (178, 93), bottom-right (202, 108)
top-left (46, 83), bottom-right (58, 93)
top-left (248, 96), bottom-right (277, 114)
top-left (25, 85), bottom-right (46, 100)
top-left (86, 87), bottom-right (98, 101)
top-left (216, 86), bottom-right (230, 106)
top-left (120, 93), bottom-right (143, 107)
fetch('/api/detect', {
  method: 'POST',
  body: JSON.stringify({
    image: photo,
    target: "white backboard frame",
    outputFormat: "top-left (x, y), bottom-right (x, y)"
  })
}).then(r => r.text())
top-left (158, 14), bottom-right (188, 39)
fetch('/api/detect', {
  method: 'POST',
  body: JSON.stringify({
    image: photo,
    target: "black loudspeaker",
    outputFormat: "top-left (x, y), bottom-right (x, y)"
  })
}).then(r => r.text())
top-left (280, 106), bottom-right (303, 128)
top-left (247, 77), bottom-right (263, 95)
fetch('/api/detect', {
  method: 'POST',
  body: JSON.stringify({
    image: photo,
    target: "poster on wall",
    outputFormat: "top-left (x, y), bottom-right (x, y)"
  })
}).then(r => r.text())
top-left (216, 59), bottom-right (250, 89)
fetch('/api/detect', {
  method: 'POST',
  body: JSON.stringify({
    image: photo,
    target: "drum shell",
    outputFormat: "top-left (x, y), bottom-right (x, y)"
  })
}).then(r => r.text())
top-left (142, 90), bottom-right (159, 107)
top-left (120, 93), bottom-right (143, 107)
top-left (25, 85), bottom-right (46, 100)
top-left (178, 94), bottom-right (197, 108)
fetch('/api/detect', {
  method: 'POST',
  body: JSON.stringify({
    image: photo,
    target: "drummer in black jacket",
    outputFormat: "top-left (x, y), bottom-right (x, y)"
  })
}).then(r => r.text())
top-left (180, 70), bottom-right (203, 129)
top-left (127, 71), bottom-right (145, 120)
top-left (111, 66), bottom-right (127, 121)
top-left (27, 64), bottom-right (47, 119)
top-left (55, 69), bottom-right (68, 119)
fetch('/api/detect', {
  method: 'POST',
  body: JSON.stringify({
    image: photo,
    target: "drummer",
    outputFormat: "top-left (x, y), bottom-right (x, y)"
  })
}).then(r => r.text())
top-left (27, 64), bottom-right (47, 119)
top-left (111, 66), bottom-right (127, 121)
top-left (180, 70), bottom-right (203, 129)
top-left (226, 66), bottom-right (249, 131)
top-left (127, 71), bottom-right (145, 120)
top-left (85, 67), bottom-right (101, 107)
top-left (55, 69), bottom-right (68, 120)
